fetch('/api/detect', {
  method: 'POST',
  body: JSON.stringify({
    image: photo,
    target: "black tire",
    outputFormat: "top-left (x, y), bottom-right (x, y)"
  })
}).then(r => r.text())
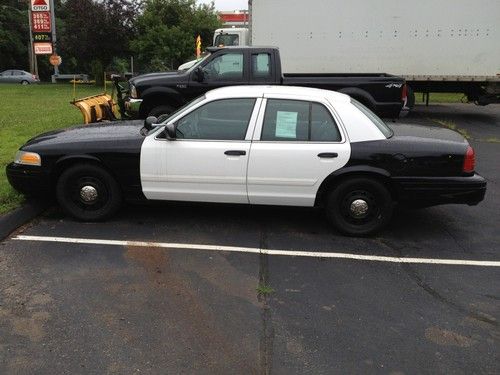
top-left (21, 80), bottom-right (29, 85)
top-left (56, 164), bottom-right (122, 221)
top-left (148, 105), bottom-right (174, 122)
top-left (325, 177), bottom-right (393, 236)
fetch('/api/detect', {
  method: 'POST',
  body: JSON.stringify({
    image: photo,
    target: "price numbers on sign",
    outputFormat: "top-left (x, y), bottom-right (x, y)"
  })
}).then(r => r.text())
top-left (31, 11), bottom-right (51, 32)
top-left (33, 33), bottom-right (52, 42)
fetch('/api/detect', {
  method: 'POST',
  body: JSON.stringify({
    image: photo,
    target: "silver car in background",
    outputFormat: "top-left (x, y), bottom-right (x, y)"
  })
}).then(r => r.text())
top-left (0, 70), bottom-right (39, 84)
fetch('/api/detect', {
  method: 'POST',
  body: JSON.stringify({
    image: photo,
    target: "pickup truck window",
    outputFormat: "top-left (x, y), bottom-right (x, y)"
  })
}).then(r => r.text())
top-left (251, 53), bottom-right (271, 79)
top-left (261, 99), bottom-right (341, 142)
top-left (176, 98), bottom-right (256, 140)
top-left (202, 53), bottom-right (244, 81)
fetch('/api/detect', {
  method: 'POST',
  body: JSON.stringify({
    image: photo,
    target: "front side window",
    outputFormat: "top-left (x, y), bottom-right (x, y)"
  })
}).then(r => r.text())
top-left (176, 98), bottom-right (256, 140)
top-left (261, 99), bottom-right (341, 142)
top-left (202, 53), bottom-right (244, 81)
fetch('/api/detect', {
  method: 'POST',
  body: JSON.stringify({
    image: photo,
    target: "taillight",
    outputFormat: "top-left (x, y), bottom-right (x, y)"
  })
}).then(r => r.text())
top-left (463, 146), bottom-right (475, 173)
top-left (32, 74), bottom-right (37, 80)
top-left (401, 84), bottom-right (408, 107)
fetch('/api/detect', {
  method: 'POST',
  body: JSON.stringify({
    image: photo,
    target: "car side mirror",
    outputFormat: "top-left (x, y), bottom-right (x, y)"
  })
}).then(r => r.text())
top-left (144, 116), bottom-right (158, 130)
top-left (194, 67), bottom-right (204, 82)
top-left (165, 123), bottom-right (177, 140)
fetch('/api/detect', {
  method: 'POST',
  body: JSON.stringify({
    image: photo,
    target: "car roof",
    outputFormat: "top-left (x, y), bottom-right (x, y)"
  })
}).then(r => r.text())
top-left (205, 85), bottom-right (351, 104)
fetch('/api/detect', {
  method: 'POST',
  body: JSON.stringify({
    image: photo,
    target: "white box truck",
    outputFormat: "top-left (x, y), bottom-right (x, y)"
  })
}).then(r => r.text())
top-left (249, 0), bottom-right (500, 105)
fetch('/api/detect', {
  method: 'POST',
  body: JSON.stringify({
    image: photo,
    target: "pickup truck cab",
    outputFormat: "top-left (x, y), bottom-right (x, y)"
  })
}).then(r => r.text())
top-left (126, 47), bottom-right (407, 120)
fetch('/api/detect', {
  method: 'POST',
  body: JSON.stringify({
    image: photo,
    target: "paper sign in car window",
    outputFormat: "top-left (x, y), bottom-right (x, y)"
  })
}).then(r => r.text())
top-left (275, 111), bottom-right (298, 138)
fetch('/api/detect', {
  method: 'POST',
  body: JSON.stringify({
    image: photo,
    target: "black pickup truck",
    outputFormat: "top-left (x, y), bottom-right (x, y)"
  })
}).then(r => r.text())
top-left (125, 46), bottom-right (407, 119)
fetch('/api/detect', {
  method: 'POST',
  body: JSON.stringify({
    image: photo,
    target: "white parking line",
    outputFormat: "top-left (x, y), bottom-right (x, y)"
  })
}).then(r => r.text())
top-left (12, 235), bottom-right (500, 267)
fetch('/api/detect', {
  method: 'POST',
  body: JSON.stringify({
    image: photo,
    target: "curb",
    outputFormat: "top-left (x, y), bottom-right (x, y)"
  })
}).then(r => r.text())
top-left (0, 200), bottom-right (50, 242)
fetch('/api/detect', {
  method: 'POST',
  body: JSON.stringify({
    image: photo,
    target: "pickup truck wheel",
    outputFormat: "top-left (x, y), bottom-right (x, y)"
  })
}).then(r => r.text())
top-left (56, 164), bottom-right (122, 221)
top-left (325, 177), bottom-right (393, 236)
top-left (149, 105), bottom-right (174, 122)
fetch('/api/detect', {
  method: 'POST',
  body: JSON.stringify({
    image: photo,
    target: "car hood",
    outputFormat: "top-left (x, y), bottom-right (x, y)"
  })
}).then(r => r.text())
top-left (389, 123), bottom-right (466, 143)
top-left (130, 71), bottom-right (188, 87)
top-left (22, 120), bottom-right (145, 150)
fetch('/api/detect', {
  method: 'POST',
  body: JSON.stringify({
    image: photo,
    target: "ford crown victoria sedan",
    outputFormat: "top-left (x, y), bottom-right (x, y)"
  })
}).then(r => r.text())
top-left (6, 86), bottom-right (486, 236)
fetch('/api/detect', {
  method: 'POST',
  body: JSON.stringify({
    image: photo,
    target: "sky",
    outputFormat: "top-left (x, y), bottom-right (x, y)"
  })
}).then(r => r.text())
top-left (197, 0), bottom-right (248, 11)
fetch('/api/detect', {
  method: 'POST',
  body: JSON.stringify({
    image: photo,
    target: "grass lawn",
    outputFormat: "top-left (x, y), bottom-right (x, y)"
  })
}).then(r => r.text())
top-left (415, 92), bottom-right (467, 104)
top-left (0, 83), bottom-right (108, 214)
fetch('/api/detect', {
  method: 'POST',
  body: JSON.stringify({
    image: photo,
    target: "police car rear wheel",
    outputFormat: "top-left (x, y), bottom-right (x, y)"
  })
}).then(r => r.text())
top-left (326, 177), bottom-right (393, 236)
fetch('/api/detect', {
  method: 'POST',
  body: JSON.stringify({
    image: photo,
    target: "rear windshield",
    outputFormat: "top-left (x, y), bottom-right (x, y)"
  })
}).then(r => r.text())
top-left (214, 34), bottom-right (239, 46)
top-left (351, 99), bottom-right (393, 138)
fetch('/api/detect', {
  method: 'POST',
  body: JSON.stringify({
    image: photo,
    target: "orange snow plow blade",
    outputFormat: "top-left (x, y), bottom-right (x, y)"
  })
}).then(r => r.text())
top-left (72, 94), bottom-right (117, 124)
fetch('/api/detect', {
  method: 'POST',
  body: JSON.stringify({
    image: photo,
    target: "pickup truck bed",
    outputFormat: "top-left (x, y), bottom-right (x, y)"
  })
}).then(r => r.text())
top-left (283, 73), bottom-right (404, 117)
top-left (124, 46), bottom-right (406, 120)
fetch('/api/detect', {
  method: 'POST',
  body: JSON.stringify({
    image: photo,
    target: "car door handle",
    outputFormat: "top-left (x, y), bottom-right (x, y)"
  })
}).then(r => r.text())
top-left (224, 150), bottom-right (246, 156)
top-left (318, 152), bottom-right (338, 158)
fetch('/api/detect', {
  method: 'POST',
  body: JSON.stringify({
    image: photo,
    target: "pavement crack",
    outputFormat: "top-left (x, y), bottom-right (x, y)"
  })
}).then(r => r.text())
top-left (257, 224), bottom-right (274, 375)
top-left (378, 239), bottom-right (498, 328)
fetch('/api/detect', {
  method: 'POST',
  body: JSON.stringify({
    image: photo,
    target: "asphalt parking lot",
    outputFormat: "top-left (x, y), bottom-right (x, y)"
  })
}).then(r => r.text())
top-left (1, 103), bottom-right (499, 374)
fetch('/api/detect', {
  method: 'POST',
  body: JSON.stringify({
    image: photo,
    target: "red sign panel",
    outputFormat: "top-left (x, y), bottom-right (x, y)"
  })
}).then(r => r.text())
top-left (34, 42), bottom-right (53, 55)
top-left (32, 11), bottom-right (51, 32)
top-left (31, 0), bottom-right (50, 11)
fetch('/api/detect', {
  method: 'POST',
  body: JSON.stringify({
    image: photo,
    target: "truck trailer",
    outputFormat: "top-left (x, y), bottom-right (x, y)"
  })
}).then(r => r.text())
top-left (248, 0), bottom-right (500, 105)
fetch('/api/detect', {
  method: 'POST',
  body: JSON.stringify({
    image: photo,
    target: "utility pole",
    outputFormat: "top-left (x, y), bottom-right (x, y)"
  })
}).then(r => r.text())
top-left (27, 4), bottom-right (38, 77)
top-left (49, 0), bottom-right (59, 76)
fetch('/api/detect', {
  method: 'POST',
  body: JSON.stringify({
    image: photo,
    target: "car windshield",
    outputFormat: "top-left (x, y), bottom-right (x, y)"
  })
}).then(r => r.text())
top-left (186, 53), bottom-right (211, 73)
top-left (157, 95), bottom-right (206, 125)
top-left (351, 99), bottom-right (394, 138)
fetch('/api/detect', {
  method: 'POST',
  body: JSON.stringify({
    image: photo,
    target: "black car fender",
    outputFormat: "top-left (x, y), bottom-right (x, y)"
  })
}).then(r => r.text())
top-left (52, 154), bottom-right (106, 182)
top-left (314, 165), bottom-right (395, 207)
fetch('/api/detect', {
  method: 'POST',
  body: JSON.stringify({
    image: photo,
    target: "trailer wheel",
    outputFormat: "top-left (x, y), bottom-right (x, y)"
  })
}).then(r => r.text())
top-left (406, 85), bottom-right (415, 109)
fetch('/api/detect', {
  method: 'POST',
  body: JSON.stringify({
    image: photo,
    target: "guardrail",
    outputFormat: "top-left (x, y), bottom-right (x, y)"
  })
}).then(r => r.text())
top-left (51, 74), bottom-right (89, 83)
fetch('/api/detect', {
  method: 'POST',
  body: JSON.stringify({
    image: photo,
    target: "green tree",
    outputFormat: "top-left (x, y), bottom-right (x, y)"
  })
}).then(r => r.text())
top-left (59, 0), bottom-right (141, 79)
top-left (0, 5), bottom-right (29, 71)
top-left (131, 0), bottom-right (221, 72)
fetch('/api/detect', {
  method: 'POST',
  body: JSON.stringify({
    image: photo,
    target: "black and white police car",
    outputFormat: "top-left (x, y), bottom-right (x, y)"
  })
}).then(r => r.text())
top-left (7, 86), bottom-right (486, 235)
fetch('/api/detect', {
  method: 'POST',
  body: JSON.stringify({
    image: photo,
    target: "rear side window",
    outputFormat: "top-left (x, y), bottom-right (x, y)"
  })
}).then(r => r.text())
top-left (251, 53), bottom-right (271, 79)
top-left (310, 103), bottom-right (342, 141)
top-left (176, 98), bottom-right (256, 140)
top-left (261, 99), bottom-right (341, 142)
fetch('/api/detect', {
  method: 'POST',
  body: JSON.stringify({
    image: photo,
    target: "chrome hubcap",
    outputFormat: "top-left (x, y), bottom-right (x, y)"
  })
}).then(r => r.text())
top-left (80, 185), bottom-right (98, 202)
top-left (350, 199), bottom-right (369, 218)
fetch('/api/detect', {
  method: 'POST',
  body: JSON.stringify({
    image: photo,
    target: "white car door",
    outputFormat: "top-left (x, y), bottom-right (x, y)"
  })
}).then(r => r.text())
top-left (141, 97), bottom-right (261, 203)
top-left (247, 96), bottom-right (351, 206)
